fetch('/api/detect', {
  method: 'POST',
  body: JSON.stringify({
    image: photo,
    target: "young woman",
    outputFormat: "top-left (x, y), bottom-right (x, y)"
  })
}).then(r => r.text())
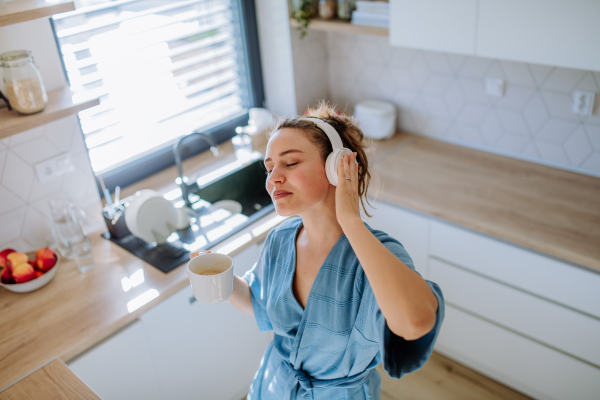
top-left (191, 104), bottom-right (444, 400)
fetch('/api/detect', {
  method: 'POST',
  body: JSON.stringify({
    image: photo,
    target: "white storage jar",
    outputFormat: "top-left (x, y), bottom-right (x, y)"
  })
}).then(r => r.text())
top-left (354, 99), bottom-right (396, 140)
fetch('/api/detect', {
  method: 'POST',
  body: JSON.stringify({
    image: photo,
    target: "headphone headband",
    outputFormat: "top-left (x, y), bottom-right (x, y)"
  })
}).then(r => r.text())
top-left (298, 118), bottom-right (344, 151)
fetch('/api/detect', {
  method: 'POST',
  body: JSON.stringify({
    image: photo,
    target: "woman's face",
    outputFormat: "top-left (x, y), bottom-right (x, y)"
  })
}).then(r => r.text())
top-left (264, 128), bottom-right (331, 216)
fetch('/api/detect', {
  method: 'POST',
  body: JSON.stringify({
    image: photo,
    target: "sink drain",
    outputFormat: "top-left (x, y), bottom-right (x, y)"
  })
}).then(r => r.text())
top-left (254, 203), bottom-right (262, 210)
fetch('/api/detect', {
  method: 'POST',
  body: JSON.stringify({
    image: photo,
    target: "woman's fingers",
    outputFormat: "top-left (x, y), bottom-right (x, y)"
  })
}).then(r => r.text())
top-left (342, 153), bottom-right (350, 179)
top-left (338, 153), bottom-right (358, 186)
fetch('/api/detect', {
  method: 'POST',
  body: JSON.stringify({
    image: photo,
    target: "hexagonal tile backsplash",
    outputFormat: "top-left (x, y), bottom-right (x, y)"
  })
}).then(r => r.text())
top-left (291, 30), bottom-right (600, 178)
top-left (0, 115), bottom-right (103, 252)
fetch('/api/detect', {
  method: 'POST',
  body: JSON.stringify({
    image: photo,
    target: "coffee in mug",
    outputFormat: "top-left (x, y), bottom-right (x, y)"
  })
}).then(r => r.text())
top-left (195, 267), bottom-right (228, 275)
top-left (187, 252), bottom-right (234, 304)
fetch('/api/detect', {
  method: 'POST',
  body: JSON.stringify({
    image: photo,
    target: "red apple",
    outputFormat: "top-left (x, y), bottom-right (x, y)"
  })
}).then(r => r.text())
top-left (0, 248), bottom-right (16, 269)
top-left (1, 266), bottom-right (15, 284)
top-left (6, 252), bottom-right (28, 271)
top-left (36, 248), bottom-right (56, 272)
top-left (35, 247), bottom-right (52, 259)
top-left (12, 263), bottom-right (36, 283)
top-left (34, 270), bottom-right (44, 279)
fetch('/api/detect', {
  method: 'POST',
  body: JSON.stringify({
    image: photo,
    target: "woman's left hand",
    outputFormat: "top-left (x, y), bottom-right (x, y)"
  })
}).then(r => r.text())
top-left (335, 152), bottom-right (361, 228)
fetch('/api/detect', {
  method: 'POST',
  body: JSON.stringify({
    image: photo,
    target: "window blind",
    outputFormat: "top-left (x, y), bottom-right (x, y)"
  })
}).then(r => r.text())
top-left (52, 0), bottom-right (251, 175)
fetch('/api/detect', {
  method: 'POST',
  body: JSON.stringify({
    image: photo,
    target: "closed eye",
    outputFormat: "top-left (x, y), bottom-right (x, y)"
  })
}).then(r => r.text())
top-left (265, 163), bottom-right (298, 175)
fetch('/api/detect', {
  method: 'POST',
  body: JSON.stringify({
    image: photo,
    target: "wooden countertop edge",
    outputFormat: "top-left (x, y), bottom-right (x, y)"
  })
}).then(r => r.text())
top-left (0, 358), bottom-right (100, 400)
top-left (375, 192), bottom-right (600, 273)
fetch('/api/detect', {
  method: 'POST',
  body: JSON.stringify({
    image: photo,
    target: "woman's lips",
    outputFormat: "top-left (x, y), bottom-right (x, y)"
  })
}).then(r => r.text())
top-left (274, 193), bottom-right (292, 200)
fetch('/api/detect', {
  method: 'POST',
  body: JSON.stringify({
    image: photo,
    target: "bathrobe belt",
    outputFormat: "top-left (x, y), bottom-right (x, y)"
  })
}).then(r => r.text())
top-left (275, 349), bottom-right (374, 400)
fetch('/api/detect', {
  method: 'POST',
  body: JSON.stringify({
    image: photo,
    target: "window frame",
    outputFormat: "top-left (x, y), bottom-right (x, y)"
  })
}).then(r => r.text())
top-left (50, 0), bottom-right (265, 195)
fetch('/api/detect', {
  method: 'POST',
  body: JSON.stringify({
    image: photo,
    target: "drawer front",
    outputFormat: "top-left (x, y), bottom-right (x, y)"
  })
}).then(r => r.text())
top-left (435, 305), bottom-right (600, 400)
top-left (430, 219), bottom-right (600, 318)
top-left (430, 258), bottom-right (600, 367)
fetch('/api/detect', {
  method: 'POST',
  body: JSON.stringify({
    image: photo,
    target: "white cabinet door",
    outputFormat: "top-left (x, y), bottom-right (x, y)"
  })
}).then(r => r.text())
top-left (436, 305), bottom-right (600, 400)
top-left (67, 319), bottom-right (164, 400)
top-left (390, 0), bottom-right (478, 55)
top-left (362, 200), bottom-right (430, 278)
top-left (140, 243), bottom-right (273, 400)
top-left (430, 257), bottom-right (600, 367)
top-left (430, 219), bottom-right (600, 319)
top-left (477, 0), bottom-right (600, 71)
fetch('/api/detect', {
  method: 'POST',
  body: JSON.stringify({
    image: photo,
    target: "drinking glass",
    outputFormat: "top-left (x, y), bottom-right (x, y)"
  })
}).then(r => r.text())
top-left (48, 198), bottom-right (95, 273)
top-left (69, 235), bottom-right (94, 273)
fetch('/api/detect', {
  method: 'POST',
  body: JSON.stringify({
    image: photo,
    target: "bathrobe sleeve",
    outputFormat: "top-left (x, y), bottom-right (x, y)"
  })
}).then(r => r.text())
top-left (242, 229), bottom-right (275, 332)
top-left (363, 239), bottom-right (445, 379)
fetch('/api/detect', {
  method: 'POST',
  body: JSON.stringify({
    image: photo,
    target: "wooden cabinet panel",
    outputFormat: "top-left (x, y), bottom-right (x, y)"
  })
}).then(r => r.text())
top-left (390, 0), bottom-right (477, 55)
top-left (436, 305), bottom-right (600, 400)
top-left (430, 258), bottom-right (600, 367)
top-left (67, 319), bottom-right (164, 400)
top-left (430, 219), bottom-right (600, 319)
top-left (477, 0), bottom-right (600, 71)
top-left (362, 200), bottom-right (430, 278)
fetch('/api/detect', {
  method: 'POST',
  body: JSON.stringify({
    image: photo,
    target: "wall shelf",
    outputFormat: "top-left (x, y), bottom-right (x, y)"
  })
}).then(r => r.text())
top-left (290, 18), bottom-right (388, 37)
top-left (0, 0), bottom-right (74, 27)
top-left (0, 86), bottom-right (99, 140)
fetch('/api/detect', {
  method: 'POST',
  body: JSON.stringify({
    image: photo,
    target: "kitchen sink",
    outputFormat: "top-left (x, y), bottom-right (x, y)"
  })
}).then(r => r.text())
top-left (102, 156), bottom-right (276, 273)
top-left (193, 158), bottom-right (273, 220)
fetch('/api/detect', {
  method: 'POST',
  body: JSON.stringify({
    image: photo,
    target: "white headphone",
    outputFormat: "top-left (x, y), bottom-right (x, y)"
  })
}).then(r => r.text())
top-left (298, 117), bottom-right (354, 186)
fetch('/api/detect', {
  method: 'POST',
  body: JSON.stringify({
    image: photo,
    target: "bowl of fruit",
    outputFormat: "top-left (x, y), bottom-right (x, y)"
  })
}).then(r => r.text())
top-left (0, 248), bottom-right (60, 293)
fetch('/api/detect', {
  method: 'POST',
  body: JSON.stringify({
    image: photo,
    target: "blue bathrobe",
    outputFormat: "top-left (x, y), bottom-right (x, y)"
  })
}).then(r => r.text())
top-left (242, 217), bottom-right (445, 400)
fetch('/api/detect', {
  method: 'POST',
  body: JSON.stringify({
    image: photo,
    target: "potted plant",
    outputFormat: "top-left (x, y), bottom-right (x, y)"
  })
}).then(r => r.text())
top-left (290, 0), bottom-right (314, 38)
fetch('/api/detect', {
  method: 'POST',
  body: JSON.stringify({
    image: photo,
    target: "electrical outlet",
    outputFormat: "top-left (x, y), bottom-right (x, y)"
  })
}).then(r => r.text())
top-left (35, 154), bottom-right (75, 182)
top-left (572, 90), bottom-right (595, 116)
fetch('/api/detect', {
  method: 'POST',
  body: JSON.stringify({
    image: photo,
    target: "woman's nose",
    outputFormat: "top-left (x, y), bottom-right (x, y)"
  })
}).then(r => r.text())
top-left (267, 166), bottom-right (284, 186)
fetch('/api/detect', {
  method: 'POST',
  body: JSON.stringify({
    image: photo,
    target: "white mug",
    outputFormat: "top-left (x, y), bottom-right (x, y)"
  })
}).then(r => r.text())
top-left (187, 252), bottom-right (234, 304)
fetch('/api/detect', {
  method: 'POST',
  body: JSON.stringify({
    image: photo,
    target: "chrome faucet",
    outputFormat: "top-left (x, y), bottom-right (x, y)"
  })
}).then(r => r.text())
top-left (173, 131), bottom-right (221, 208)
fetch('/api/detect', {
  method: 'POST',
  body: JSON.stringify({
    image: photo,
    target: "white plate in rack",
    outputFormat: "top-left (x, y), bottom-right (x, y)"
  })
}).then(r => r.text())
top-left (126, 190), bottom-right (178, 244)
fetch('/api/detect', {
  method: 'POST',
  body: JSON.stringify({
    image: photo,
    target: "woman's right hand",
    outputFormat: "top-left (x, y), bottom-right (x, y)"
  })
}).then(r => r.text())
top-left (190, 250), bottom-right (211, 259)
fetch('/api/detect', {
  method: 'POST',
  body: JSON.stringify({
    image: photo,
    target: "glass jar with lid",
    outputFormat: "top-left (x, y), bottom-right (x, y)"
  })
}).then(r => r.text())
top-left (319, 0), bottom-right (337, 19)
top-left (0, 50), bottom-right (48, 115)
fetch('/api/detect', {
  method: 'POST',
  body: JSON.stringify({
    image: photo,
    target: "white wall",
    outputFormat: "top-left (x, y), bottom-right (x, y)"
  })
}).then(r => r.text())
top-left (289, 29), bottom-right (329, 115)
top-left (290, 31), bottom-right (600, 178)
top-left (254, 0), bottom-right (297, 118)
top-left (0, 18), bottom-right (67, 92)
top-left (0, 18), bottom-right (103, 251)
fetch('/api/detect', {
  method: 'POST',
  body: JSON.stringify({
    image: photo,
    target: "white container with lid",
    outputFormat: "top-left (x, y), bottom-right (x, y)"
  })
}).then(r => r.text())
top-left (354, 99), bottom-right (396, 140)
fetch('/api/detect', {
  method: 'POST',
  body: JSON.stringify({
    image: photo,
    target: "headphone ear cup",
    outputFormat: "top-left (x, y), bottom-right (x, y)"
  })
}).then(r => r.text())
top-left (325, 151), bottom-right (339, 186)
top-left (326, 148), bottom-right (353, 186)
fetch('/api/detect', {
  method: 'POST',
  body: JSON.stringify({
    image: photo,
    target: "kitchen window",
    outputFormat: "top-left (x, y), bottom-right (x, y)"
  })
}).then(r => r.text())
top-left (50, 0), bottom-right (264, 190)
